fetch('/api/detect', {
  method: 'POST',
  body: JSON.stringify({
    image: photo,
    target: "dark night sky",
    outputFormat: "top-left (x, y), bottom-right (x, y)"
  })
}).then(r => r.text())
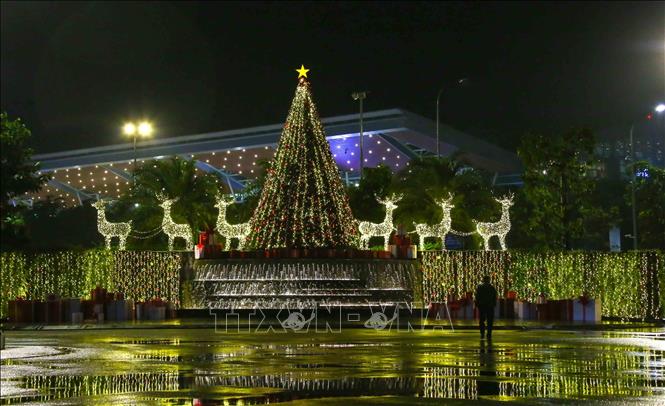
top-left (1, 1), bottom-right (664, 154)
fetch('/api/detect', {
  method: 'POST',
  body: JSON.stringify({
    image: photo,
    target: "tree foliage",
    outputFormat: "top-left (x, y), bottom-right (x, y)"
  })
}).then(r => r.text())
top-left (110, 157), bottom-right (222, 249)
top-left (346, 157), bottom-right (500, 249)
top-left (629, 161), bottom-right (665, 249)
top-left (517, 128), bottom-right (603, 249)
top-left (1, 112), bottom-right (50, 247)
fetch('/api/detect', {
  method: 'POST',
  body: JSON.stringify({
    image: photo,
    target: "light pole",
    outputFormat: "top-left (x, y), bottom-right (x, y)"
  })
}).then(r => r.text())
top-left (628, 103), bottom-right (664, 250)
top-left (123, 121), bottom-right (153, 186)
top-left (436, 78), bottom-right (468, 158)
top-left (352, 91), bottom-right (368, 180)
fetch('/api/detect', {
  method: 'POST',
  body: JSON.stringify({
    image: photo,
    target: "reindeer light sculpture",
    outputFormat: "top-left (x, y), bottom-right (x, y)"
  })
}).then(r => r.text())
top-left (92, 199), bottom-right (132, 250)
top-left (215, 195), bottom-right (251, 250)
top-left (414, 194), bottom-right (454, 250)
top-left (358, 194), bottom-right (402, 250)
top-left (474, 193), bottom-right (514, 251)
top-left (158, 196), bottom-right (193, 251)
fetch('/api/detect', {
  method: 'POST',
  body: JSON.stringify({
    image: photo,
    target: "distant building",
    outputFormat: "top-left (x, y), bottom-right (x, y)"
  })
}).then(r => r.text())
top-left (595, 119), bottom-right (665, 180)
top-left (26, 109), bottom-right (522, 206)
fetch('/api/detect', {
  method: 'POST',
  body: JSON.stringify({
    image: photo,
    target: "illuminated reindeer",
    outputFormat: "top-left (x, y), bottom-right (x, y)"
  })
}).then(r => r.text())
top-left (92, 199), bottom-right (132, 250)
top-left (358, 194), bottom-right (402, 250)
top-left (474, 193), bottom-right (514, 251)
top-left (158, 195), bottom-right (192, 251)
top-left (414, 194), bottom-right (454, 250)
top-left (215, 195), bottom-right (250, 250)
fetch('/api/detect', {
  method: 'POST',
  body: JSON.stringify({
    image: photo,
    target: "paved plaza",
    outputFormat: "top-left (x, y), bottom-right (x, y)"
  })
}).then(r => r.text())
top-left (1, 324), bottom-right (664, 404)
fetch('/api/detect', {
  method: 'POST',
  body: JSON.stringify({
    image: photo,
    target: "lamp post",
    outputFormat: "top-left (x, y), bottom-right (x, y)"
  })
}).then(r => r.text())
top-left (628, 103), bottom-right (664, 250)
top-left (436, 78), bottom-right (468, 158)
top-left (123, 121), bottom-right (153, 186)
top-left (351, 91), bottom-right (368, 180)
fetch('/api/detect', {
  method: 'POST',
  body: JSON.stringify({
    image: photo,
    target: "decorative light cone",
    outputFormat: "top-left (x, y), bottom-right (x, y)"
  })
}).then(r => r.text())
top-left (245, 71), bottom-right (358, 249)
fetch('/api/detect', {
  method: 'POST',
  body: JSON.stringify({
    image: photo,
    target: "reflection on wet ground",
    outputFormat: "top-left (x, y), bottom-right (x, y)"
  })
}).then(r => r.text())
top-left (1, 328), bottom-right (664, 404)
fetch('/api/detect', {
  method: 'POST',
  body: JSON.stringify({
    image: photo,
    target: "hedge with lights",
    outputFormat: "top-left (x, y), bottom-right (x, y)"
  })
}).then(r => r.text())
top-left (421, 250), bottom-right (665, 319)
top-left (0, 250), bottom-right (185, 317)
top-left (2, 249), bottom-right (663, 319)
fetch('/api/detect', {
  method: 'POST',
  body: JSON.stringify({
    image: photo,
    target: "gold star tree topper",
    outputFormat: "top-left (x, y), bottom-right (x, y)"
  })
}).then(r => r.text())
top-left (296, 64), bottom-right (309, 79)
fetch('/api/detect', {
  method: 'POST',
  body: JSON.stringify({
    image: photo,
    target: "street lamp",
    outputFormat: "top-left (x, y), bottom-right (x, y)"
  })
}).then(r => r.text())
top-left (628, 103), bottom-right (664, 250)
top-left (436, 78), bottom-right (468, 158)
top-left (352, 91), bottom-right (369, 180)
top-left (123, 120), bottom-right (153, 185)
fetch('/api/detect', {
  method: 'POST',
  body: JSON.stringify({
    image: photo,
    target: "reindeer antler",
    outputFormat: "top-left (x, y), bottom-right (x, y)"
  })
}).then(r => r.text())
top-left (375, 193), bottom-right (402, 204)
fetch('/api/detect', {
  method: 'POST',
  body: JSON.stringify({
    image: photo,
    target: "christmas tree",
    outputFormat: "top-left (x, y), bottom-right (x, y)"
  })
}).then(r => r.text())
top-left (245, 66), bottom-right (358, 249)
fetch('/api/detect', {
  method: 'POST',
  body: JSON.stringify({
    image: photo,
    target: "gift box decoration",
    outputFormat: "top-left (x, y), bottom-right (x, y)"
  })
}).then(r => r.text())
top-left (46, 297), bottom-right (62, 324)
top-left (194, 244), bottom-right (204, 259)
top-left (406, 245), bottom-right (417, 259)
top-left (92, 286), bottom-right (107, 303)
top-left (514, 301), bottom-right (537, 320)
top-left (572, 297), bottom-right (601, 322)
top-left (62, 299), bottom-right (81, 322)
top-left (9, 299), bottom-right (34, 323)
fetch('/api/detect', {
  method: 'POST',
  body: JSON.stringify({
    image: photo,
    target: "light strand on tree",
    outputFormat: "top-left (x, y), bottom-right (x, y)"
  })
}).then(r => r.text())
top-left (245, 69), bottom-right (358, 249)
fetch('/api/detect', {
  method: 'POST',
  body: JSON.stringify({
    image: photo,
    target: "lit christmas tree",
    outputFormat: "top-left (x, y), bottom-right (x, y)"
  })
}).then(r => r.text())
top-left (245, 66), bottom-right (358, 249)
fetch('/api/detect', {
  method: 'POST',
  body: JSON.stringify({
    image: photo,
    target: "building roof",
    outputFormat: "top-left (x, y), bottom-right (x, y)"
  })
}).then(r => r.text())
top-left (29, 109), bottom-right (522, 205)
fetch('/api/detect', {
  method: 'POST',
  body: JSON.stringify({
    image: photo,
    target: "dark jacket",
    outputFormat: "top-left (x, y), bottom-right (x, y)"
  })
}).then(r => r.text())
top-left (475, 282), bottom-right (497, 309)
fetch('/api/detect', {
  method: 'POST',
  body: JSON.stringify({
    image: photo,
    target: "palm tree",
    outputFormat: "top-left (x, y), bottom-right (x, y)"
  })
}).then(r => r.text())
top-left (113, 157), bottom-right (223, 249)
top-left (390, 156), bottom-right (496, 249)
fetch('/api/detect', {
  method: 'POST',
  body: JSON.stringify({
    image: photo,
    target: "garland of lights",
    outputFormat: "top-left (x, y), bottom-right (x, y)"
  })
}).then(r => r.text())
top-left (419, 250), bottom-right (664, 319)
top-left (215, 195), bottom-right (251, 250)
top-left (0, 250), bottom-right (183, 317)
top-left (1, 250), bottom-right (663, 319)
top-left (245, 68), bottom-right (358, 249)
top-left (473, 194), bottom-right (513, 251)
top-left (358, 194), bottom-right (402, 250)
top-left (158, 197), bottom-right (193, 251)
top-left (413, 194), bottom-right (454, 250)
top-left (92, 200), bottom-right (132, 250)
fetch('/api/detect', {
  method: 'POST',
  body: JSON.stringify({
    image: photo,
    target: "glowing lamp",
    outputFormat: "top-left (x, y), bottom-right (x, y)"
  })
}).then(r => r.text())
top-left (123, 123), bottom-right (136, 136)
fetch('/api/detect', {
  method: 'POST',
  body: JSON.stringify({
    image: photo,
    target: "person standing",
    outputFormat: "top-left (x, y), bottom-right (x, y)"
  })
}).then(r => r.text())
top-left (475, 275), bottom-right (498, 340)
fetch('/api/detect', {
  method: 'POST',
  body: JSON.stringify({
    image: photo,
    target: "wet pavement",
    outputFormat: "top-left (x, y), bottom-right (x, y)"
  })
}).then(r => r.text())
top-left (1, 326), bottom-right (664, 404)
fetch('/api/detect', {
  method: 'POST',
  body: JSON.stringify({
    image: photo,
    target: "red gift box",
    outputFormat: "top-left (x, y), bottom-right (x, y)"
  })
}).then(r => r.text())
top-left (92, 286), bottom-right (107, 303)
top-left (198, 231), bottom-right (210, 246)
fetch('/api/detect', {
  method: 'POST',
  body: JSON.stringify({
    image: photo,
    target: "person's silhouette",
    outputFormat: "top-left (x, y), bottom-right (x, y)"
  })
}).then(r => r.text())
top-left (475, 275), bottom-right (497, 340)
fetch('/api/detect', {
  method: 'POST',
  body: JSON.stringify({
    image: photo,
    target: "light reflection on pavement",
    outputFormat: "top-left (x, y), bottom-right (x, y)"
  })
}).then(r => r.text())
top-left (1, 328), bottom-right (664, 404)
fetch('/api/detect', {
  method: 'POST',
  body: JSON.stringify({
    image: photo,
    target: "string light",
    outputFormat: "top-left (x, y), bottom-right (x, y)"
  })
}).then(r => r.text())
top-left (215, 196), bottom-right (251, 250)
top-left (358, 194), bottom-right (402, 250)
top-left (420, 250), bottom-right (663, 319)
top-left (0, 251), bottom-right (181, 318)
top-left (92, 200), bottom-right (132, 250)
top-left (158, 197), bottom-right (193, 251)
top-left (414, 194), bottom-right (454, 250)
top-left (245, 68), bottom-right (358, 249)
top-left (474, 194), bottom-right (513, 251)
